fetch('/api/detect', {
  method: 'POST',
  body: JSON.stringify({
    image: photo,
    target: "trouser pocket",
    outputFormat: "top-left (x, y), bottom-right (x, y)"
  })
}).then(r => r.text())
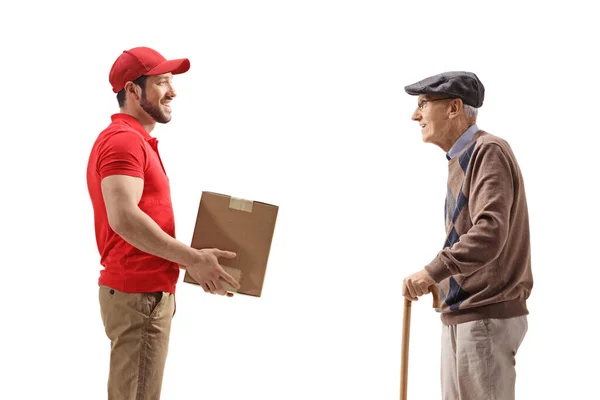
top-left (99, 285), bottom-right (165, 320)
top-left (133, 291), bottom-right (165, 318)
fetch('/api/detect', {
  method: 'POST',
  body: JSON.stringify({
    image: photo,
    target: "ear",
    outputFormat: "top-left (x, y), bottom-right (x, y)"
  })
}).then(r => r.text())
top-left (124, 81), bottom-right (141, 101)
top-left (448, 98), bottom-right (463, 119)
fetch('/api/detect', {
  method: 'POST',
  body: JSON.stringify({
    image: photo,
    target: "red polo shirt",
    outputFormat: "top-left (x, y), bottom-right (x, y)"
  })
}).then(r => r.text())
top-left (87, 113), bottom-right (180, 294)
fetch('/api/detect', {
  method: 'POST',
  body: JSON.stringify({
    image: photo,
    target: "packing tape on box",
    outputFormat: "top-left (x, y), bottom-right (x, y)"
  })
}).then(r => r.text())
top-left (220, 266), bottom-right (243, 292)
top-left (229, 197), bottom-right (253, 213)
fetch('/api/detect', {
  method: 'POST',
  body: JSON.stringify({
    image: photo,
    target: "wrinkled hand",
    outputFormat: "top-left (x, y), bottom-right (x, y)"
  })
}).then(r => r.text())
top-left (402, 269), bottom-right (436, 301)
top-left (187, 248), bottom-right (241, 297)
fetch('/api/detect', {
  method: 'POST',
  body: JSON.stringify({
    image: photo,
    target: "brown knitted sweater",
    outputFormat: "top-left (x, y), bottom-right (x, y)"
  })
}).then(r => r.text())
top-left (425, 130), bottom-right (534, 325)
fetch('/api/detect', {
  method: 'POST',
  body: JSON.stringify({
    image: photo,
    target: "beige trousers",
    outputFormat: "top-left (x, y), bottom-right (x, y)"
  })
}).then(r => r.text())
top-left (99, 285), bottom-right (176, 400)
top-left (441, 316), bottom-right (528, 400)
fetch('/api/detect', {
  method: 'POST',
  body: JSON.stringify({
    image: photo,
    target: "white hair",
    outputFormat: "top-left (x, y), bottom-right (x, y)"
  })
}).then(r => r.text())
top-left (463, 104), bottom-right (478, 120)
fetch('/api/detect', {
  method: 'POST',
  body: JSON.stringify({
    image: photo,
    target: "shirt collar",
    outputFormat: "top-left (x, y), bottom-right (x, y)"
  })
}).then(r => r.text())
top-left (446, 123), bottom-right (479, 160)
top-left (111, 113), bottom-right (153, 141)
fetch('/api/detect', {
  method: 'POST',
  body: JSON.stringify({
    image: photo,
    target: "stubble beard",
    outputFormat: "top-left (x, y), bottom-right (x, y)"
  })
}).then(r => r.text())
top-left (140, 91), bottom-right (171, 124)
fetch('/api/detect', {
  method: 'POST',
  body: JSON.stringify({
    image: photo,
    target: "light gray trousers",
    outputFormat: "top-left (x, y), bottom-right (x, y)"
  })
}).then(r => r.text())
top-left (441, 316), bottom-right (528, 400)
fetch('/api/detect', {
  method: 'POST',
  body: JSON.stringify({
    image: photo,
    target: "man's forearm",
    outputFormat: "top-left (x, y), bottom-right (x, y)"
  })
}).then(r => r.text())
top-left (425, 216), bottom-right (508, 282)
top-left (112, 207), bottom-right (196, 268)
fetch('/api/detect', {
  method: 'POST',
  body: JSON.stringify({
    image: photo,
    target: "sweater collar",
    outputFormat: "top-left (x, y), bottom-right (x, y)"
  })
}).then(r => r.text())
top-left (446, 123), bottom-right (479, 160)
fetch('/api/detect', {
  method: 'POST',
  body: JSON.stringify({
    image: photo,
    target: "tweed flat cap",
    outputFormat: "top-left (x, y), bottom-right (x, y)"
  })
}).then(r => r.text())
top-left (404, 71), bottom-right (485, 108)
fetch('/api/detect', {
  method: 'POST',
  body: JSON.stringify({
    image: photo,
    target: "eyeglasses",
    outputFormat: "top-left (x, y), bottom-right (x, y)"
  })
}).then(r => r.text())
top-left (417, 97), bottom-right (455, 111)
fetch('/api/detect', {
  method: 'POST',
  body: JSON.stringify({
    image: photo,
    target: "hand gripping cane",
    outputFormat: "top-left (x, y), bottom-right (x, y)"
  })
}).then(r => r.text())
top-left (400, 285), bottom-right (441, 400)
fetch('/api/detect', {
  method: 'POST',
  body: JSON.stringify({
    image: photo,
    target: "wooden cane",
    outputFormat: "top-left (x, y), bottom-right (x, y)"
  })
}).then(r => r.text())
top-left (400, 285), bottom-right (441, 400)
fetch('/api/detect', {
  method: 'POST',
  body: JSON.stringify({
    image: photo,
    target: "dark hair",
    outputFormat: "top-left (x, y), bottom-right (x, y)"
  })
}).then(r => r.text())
top-left (116, 75), bottom-right (148, 107)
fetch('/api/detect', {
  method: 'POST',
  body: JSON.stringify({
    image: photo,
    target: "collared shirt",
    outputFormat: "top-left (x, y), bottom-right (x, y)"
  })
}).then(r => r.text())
top-left (446, 124), bottom-right (479, 160)
top-left (86, 113), bottom-right (180, 294)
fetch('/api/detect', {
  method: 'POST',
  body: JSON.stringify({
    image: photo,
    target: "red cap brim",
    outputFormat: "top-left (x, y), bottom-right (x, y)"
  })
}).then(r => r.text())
top-left (146, 58), bottom-right (190, 76)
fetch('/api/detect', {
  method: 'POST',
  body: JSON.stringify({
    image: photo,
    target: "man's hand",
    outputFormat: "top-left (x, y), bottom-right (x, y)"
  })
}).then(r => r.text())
top-left (186, 248), bottom-right (241, 297)
top-left (402, 269), bottom-right (436, 301)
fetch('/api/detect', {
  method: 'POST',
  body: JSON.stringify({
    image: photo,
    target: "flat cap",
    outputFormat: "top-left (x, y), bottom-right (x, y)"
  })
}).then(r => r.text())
top-left (404, 71), bottom-right (485, 108)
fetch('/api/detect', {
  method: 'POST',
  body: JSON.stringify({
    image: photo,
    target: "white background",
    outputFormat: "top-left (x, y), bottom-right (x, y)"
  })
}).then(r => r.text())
top-left (1, 0), bottom-right (598, 399)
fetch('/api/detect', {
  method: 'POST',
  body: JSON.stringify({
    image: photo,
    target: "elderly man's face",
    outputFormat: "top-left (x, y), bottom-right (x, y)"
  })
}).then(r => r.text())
top-left (411, 94), bottom-right (455, 149)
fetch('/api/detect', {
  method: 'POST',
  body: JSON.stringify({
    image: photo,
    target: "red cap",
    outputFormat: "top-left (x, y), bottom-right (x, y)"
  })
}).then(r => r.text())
top-left (109, 46), bottom-right (191, 93)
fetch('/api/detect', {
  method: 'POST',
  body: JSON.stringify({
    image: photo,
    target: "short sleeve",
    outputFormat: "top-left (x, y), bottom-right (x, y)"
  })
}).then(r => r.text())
top-left (97, 131), bottom-right (147, 180)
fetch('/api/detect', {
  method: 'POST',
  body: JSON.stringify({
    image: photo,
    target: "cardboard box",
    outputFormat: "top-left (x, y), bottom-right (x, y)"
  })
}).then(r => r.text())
top-left (183, 191), bottom-right (278, 297)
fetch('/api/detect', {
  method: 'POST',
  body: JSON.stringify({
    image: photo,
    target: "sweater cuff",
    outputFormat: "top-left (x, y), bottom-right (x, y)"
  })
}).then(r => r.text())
top-left (425, 256), bottom-right (452, 283)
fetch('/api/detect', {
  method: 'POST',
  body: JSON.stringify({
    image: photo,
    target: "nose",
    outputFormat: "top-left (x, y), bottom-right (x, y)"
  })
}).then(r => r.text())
top-left (411, 108), bottom-right (421, 121)
top-left (168, 82), bottom-right (177, 98)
